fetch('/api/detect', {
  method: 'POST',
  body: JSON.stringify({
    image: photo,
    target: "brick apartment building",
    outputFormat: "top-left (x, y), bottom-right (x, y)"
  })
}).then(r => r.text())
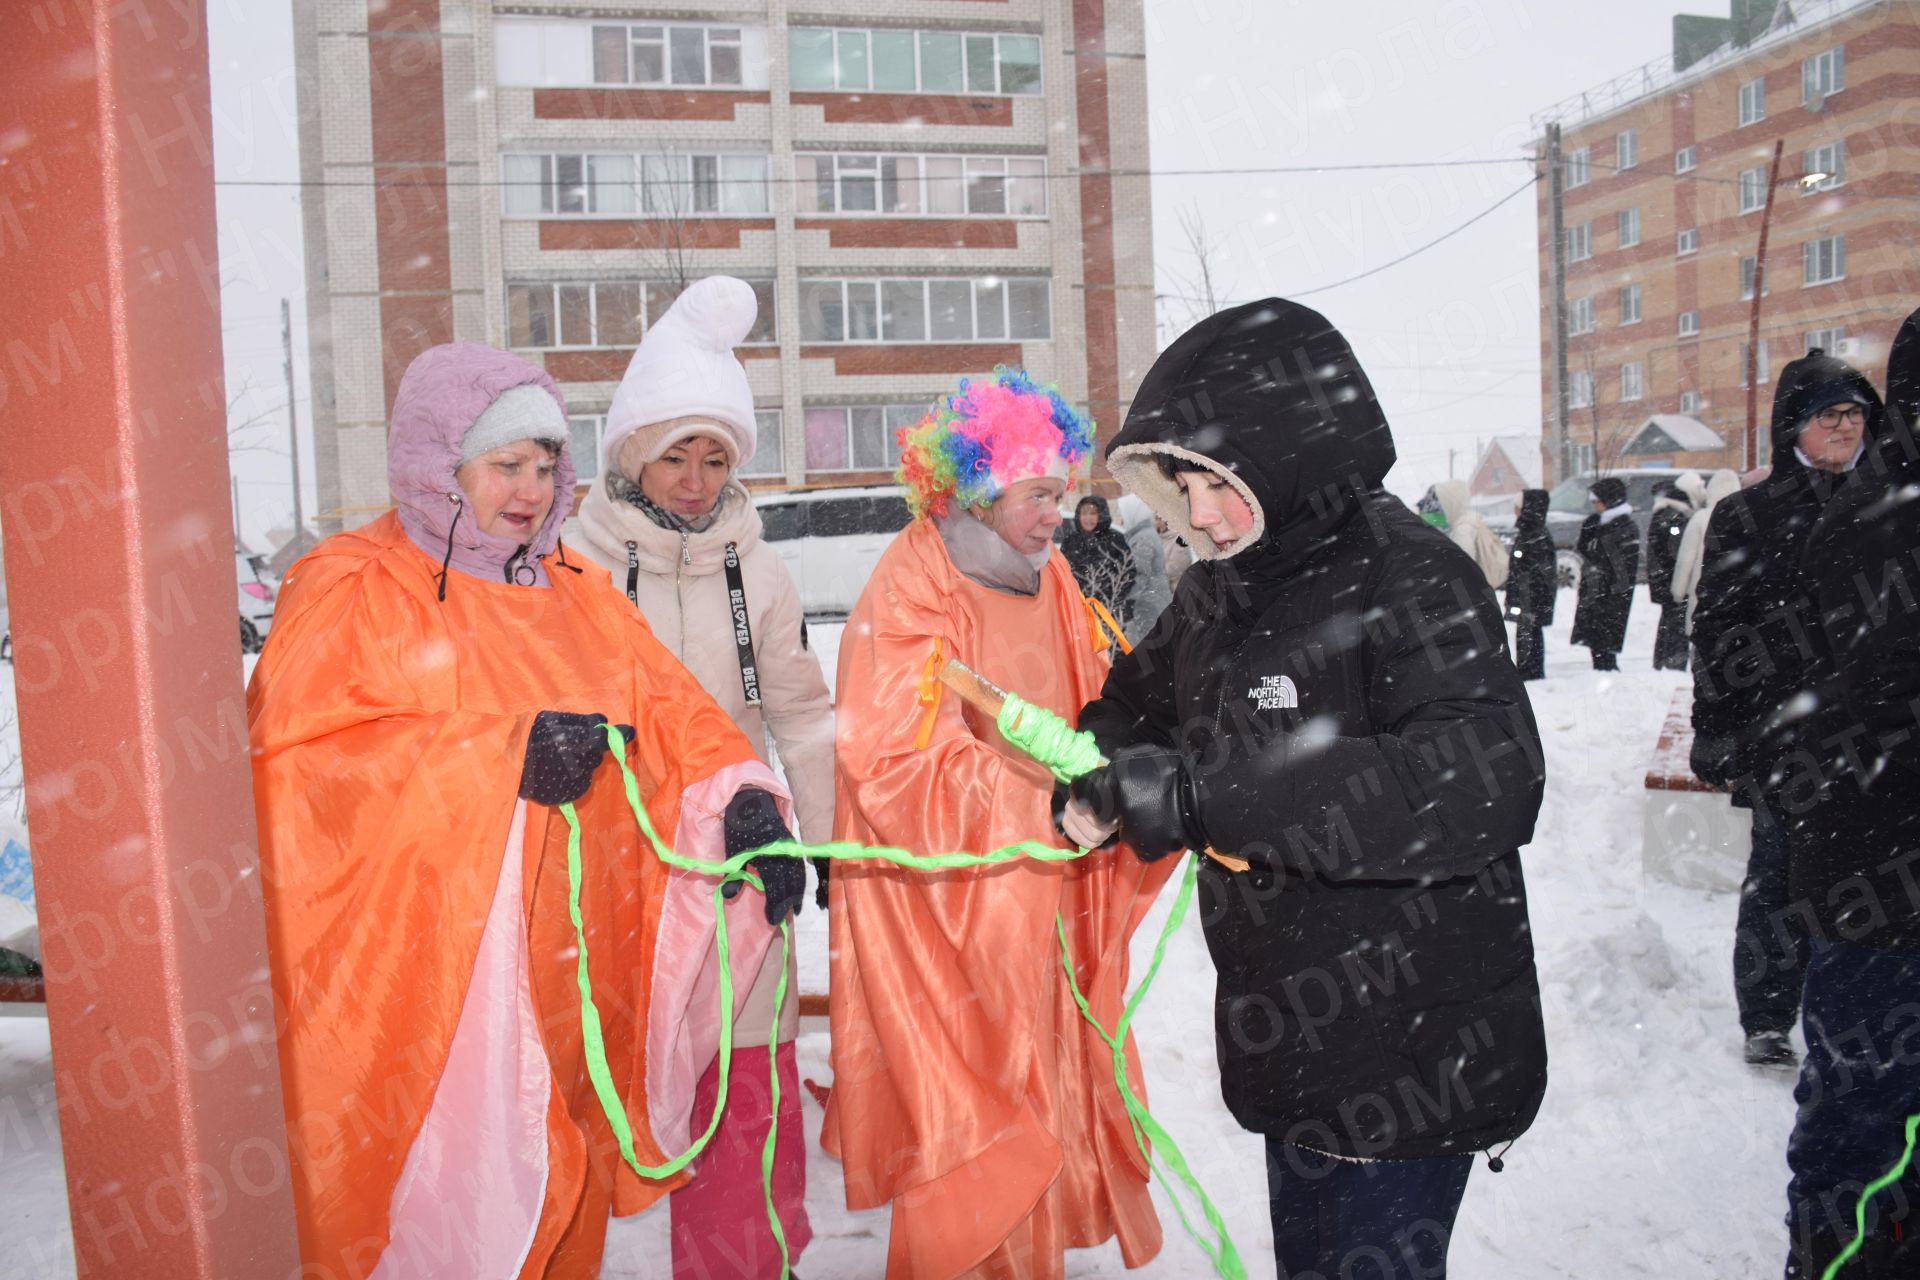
top-left (290, 0), bottom-right (1155, 530)
top-left (1531, 0), bottom-right (1919, 483)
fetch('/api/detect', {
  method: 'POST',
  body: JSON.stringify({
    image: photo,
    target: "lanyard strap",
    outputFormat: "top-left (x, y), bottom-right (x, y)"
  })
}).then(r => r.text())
top-left (723, 541), bottom-right (761, 707)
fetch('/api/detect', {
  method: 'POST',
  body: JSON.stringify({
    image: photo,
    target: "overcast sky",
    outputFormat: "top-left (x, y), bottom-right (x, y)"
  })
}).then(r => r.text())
top-left (210, 0), bottom-right (1700, 545)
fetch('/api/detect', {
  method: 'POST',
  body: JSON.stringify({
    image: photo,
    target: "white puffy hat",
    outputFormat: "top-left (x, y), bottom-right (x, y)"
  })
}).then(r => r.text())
top-left (604, 276), bottom-right (759, 473)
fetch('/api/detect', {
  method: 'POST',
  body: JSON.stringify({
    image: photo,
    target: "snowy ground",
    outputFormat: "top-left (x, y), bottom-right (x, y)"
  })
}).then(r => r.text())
top-left (0, 599), bottom-right (1797, 1278)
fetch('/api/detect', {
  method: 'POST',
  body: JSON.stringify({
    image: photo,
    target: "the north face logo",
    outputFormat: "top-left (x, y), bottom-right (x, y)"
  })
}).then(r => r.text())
top-left (1248, 674), bottom-right (1298, 711)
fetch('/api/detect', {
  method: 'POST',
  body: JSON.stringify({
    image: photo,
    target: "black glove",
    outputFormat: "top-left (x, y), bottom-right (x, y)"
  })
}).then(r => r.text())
top-left (1069, 744), bottom-right (1204, 862)
top-left (812, 856), bottom-right (831, 910)
top-left (1690, 733), bottom-right (1738, 789)
top-left (721, 789), bottom-right (805, 924)
top-left (519, 711), bottom-right (632, 806)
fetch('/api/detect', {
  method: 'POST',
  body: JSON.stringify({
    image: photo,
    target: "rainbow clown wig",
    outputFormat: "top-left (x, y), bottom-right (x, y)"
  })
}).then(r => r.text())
top-left (895, 367), bottom-right (1095, 520)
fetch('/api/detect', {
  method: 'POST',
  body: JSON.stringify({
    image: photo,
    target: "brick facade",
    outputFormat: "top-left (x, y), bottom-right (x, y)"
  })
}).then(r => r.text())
top-left (1534, 0), bottom-right (1920, 481)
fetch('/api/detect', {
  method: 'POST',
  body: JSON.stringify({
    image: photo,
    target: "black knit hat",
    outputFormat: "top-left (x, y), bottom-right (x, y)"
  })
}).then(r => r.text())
top-left (1771, 347), bottom-right (1879, 464)
top-left (1589, 477), bottom-right (1627, 508)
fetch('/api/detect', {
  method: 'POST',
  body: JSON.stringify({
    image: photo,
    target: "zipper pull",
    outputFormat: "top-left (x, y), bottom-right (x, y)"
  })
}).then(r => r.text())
top-left (682, 531), bottom-right (692, 567)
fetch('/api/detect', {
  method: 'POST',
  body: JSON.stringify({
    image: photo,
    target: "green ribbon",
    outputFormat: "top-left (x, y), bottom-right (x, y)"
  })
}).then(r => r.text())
top-left (558, 722), bottom-right (1242, 1280)
top-left (1821, 1112), bottom-right (1920, 1280)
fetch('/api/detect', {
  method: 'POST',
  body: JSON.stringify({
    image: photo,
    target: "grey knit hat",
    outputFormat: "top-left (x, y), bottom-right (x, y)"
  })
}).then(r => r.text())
top-left (458, 383), bottom-right (570, 464)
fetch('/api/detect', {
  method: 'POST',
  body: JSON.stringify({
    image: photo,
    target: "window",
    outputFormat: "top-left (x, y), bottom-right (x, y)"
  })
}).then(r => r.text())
top-left (591, 23), bottom-right (743, 86)
top-left (788, 28), bottom-right (1043, 95)
top-left (1569, 370), bottom-right (1594, 409)
top-left (1678, 310), bottom-right (1700, 337)
top-left (1618, 284), bottom-right (1641, 325)
top-left (569, 415), bottom-right (606, 481)
top-left (503, 152), bottom-right (768, 217)
top-left (1803, 46), bottom-right (1845, 104)
top-left (1739, 166), bottom-right (1767, 214)
top-left (1681, 390), bottom-right (1702, 414)
top-left (1674, 146), bottom-right (1696, 174)
top-left (1620, 362), bottom-right (1644, 401)
top-left (1570, 442), bottom-right (1597, 473)
top-left (1805, 327), bottom-right (1846, 355)
top-left (1739, 339), bottom-right (1772, 386)
top-left (508, 278), bottom-right (775, 348)
top-left (740, 410), bottom-right (783, 478)
top-left (1676, 228), bottom-right (1698, 255)
top-left (1803, 140), bottom-right (1846, 192)
top-left (1565, 148), bottom-right (1590, 188)
top-left (1740, 254), bottom-right (1770, 300)
top-left (1569, 295), bottom-right (1594, 335)
top-left (799, 276), bottom-right (1051, 343)
top-left (799, 403), bottom-right (932, 472)
top-left (1738, 77), bottom-right (1765, 126)
top-left (1803, 234), bottom-right (1846, 285)
top-left (1616, 130), bottom-right (1638, 170)
top-left (796, 153), bottom-right (1046, 217)
top-left (1617, 206), bottom-right (1640, 248)
top-left (1566, 222), bottom-right (1592, 262)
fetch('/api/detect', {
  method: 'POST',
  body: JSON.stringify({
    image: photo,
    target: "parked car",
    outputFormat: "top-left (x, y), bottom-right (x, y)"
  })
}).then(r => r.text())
top-left (755, 485), bottom-right (914, 618)
top-left (1481, 469), bottom-right (1704, 589)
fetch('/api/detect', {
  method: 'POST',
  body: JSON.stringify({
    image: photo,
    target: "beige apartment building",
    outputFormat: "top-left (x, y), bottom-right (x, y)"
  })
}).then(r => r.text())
top-left (291, 0), bottom-right (1156, 528)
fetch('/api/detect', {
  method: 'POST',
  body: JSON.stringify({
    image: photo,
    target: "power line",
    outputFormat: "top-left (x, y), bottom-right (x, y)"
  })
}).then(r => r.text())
top-left (1157, 174), bottom-right (1543, 307)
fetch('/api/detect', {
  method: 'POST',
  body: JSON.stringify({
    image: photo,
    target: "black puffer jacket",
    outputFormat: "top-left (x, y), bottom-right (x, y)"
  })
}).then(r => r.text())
top-left (1569, 479), bottom-right (1638, 653)
top-left (1504, 489), bottom-right (1556, 627)
top-left (1690, 349), bottom-right (1886, 807)
top-left (1084, 298), bottom-right (1548, 1162)
top-left (1644, 484), bottom-right (1690, 607)
top-left (1790, 313), bottom-right (1917, 947)
top-left (1061, 494), bottom-right (1136, 627)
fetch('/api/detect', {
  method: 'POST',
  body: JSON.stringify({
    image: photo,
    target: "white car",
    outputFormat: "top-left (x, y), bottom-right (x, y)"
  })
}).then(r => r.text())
top-left (754, 485), bottom-right (914, 618)
top-left (237, 552), bottom-right (278, 653)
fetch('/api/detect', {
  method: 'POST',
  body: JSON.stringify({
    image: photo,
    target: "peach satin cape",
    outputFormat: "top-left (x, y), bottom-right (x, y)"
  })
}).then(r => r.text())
top-left (823, 517), bottom-right (1175, 1280)
top-left (248, 513), bottom-right (785, 1279)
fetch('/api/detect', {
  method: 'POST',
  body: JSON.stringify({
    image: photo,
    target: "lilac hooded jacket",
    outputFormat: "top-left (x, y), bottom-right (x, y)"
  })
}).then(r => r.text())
top-left (389, 343), bottom-right (577, 588)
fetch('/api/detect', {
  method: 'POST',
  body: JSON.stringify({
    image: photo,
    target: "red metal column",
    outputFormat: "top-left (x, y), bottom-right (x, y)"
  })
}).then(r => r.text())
top-left (0, 4), bottom-right (300, 1277)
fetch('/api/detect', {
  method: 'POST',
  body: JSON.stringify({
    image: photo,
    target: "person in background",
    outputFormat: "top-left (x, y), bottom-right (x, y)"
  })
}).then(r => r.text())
top-left (1780, 307), bottom-right (1919, 1277)
top-left (1114, 493), bottom-right (1170, 642)
top-left (1061, 492), bottom-right (1137, 640)
top-left (1672, 468), bottom-right (1741, 634)
top-left (248, 343), bottom-right (795, 1279)
top-left (1690, 346), bottom-right (1885, 1071)
top-left (566, 276), bottom-right (828, 1279)
top-left (824, 368), bottom-right (1174, 1280)
top-left (1433, 479), bottom-right (1509, 589)
top-left (1160, 514), bottom-right (1192, 593)
top-left (1644, 479), bottom-right (1693, 670)
top-left (1504, 488), bottom-right (1556, 681)
top-left (1570, 477), bottom-right (1638, 671)
top-left (1066, 298), bottom-right (1546, 1280)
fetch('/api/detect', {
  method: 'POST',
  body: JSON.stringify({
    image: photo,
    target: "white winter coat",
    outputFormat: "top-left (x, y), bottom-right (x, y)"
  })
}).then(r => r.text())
top-left (1672, 469), bottom-right (1743, 631)
top-left (568, 478), bottom-right (835, 1046)
top-left (1435, 480), bottom-right (1510, 589)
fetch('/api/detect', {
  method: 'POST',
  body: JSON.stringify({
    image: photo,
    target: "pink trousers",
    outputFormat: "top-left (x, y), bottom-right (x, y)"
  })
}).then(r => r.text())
top-left (670, 1041), bottom-right (812, 1279)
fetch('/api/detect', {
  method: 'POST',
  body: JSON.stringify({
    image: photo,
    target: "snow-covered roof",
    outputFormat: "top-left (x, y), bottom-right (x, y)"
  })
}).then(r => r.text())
top-left (1481, 436), bottom-right (1544, 489)
top-left (1624, 415), bottom-right (1723, 455)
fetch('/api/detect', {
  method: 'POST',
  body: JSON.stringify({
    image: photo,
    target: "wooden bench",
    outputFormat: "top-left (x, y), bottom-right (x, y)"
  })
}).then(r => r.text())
top-left (1642, 687), bottom-right (1749, 892)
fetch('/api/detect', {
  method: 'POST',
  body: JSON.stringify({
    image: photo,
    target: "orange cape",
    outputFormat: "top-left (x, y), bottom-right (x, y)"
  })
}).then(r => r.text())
top-left (824, 518), bottom-right (1175, 1280)
top-left (249, 513), bottom-right (784, 1279)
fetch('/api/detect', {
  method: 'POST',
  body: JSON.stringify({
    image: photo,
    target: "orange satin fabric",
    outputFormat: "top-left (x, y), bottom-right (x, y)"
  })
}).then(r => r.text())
top-left (248, 512), bottom-right (762, 1280)
top-left (824, 518), bottom-right (1175, 1280)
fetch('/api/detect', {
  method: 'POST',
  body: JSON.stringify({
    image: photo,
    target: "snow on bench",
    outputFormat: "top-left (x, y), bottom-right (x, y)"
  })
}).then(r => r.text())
top-left (1642, 687), bottom-right (1748, 892)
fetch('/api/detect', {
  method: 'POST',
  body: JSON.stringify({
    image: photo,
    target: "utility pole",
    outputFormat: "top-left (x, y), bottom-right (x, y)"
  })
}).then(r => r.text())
top-left (1744, 138), bottom-right (1785, 471)
top-left (282, 296), bottom-right (304, 540)
top-left (1545, 122), bottom-right (1571, 485)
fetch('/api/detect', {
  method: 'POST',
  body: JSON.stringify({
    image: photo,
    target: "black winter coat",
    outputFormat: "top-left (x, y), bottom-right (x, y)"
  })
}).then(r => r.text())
top-left (1690, 350), bottom-right (1886, 808)
top-left (1085, 298), bottom-right (1548, 1162)
top-left (1570, 513), bottom-right (1638, 652)
top-left (1061, 494), bottom-right (1136, 626)
top-left (1504, 490), bottom-right (1556, 627)
top-left (1644, 493), bottom-right (1690, 607)
top-left (1788, 314), bottom-right (1915, 948)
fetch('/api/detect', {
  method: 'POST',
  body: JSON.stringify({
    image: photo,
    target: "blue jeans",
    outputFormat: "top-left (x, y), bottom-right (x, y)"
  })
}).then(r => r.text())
top-left (1784, 939), bottom-right (1920, 1277)
top-left (1266, 1140), bottom-right (1472, 1279)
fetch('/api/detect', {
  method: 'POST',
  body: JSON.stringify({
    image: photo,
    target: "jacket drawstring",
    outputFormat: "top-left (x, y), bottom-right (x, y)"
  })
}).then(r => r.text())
top-left (506, 543), bottom-right (536, 586)
top-left (554, 538), bottom-right (584, 575)
top-left (436, 494), bottom-right (462, 602)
